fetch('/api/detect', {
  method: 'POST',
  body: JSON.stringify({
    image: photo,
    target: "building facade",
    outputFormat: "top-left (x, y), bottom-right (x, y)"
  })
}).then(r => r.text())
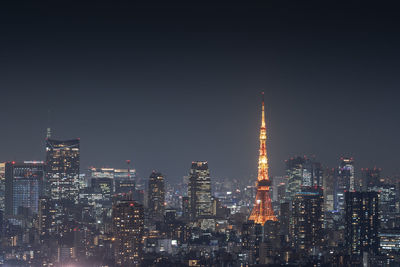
top-left (345, 191), bottom-right (379, 258)
top-left (285, 157), bottom-right (322, 202)
top-left (188, 161), bottom-right (212, 220)
top-left (148, 171), bottom-right (165, 221)
top-left (112, 200), bottom-right (144, 267)
top-left (46, 138), bottom-right (80, 202)
top-left (335, 157), bottom-right (355, 213)
top-left (290, 188), bottom-right (324, 254)
top-left (5, 161), bottom-right (44, 215)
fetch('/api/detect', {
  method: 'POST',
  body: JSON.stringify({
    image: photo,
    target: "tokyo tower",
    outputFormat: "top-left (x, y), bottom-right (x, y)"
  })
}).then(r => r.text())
top-left (248, 93), bottom-right (278, 224)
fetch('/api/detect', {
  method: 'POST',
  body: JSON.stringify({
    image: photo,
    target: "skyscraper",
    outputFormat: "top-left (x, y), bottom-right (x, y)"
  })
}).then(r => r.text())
top-left (112, 200), bottom-right (144, 267)
top-left (46, 138), bottom-right (80, 202)
top-left (188, 161), bottom-right (212, 220)
top-left (248, 93), bottom-right (277, 224)
top-left (335, 157), bottom-right (354, 212)
top-left (5, 161), bottom-right (44, 215)
top-left (290, 188), bottom-right (324, 254)
top-left (285, 156), bottom-right (322, 202)
top-left (345, 191), bottom-right (379, 258)
top-left (148, 171), bottom-right (165, 221)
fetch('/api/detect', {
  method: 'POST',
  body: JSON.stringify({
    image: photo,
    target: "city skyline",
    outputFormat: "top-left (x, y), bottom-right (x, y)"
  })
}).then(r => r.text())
top-left (1, 2), bottom-right (400, 181)
top-left (1, 2), bottom-right (400, 266)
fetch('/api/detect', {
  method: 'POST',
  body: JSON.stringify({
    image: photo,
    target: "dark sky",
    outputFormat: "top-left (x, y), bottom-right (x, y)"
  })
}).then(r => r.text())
top-left (1, 1), bottom-right (400, 182)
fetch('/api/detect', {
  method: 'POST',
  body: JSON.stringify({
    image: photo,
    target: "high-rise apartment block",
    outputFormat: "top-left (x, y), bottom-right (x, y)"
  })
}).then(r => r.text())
top-left (112, 200), bottom-right (144, 267)
top-left (290, 188), bottom-right (324, 254)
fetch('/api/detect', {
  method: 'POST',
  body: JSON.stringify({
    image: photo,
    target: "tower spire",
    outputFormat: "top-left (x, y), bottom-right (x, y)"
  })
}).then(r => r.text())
top-left (248, 93), bottom-right (277, 224)
top-left (261, 92), bottom-right (265, 128)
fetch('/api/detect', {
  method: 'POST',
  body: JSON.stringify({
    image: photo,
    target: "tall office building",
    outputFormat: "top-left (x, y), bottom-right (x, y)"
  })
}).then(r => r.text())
top-left (147, 171), bottom-right (165, 221)
top-left (188, 161), bottom-right (212, 220)
top-left (285, 157), bottom-right (323, 202)
top-left (112, 200), bottom-right (144, 267)
top-left (46, 138), bottom-right (80, 202)
top-left (290, 188), bottom-right (324, 254)
top-left (335, 157), bottom-right (354, 212)
top-left (5, 161), bottom-right (44, 215)
top-left (345, 191), bottom-right (379, 258)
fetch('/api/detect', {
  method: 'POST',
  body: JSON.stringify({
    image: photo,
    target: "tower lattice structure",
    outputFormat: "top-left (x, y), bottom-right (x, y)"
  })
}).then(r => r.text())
top-left (248, 93), bottom-right (278, 224)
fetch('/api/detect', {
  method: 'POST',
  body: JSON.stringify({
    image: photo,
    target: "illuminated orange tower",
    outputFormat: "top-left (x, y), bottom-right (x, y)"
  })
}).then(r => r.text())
top-left (248, 93), bottom-right (278, 224)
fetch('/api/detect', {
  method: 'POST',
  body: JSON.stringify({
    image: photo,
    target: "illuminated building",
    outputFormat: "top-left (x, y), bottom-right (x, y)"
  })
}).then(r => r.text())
top-left (323, 168), bottom-right (336, 211)
top-left (345, 191), bottom-right (379, 258)
top-left (89, 167), bottom-right (136, 193)
top-left (188, 161), bottom-right (212, 220)
top-left (248, 94), bottom-right (277, 224)
top-left (379, 229), bottom-right (400, 253)
top-left (46, 138), bottom-right (80, 202)
top-left (148, 171), bottom-right (165, 221)
top-left (112, 200), bottom-right (144, 267)
top-left (91, 177), bottom-right (113, 201)
top-left (290, 188), bottom-right (324, 254)
top-left (285, 156), bottom-right (322, 202)
top-left (368, 183), bottom-right (396, 228)
top-left (5, 161), bottom-right (44, 215)
top-left (335, 157), bottom-right (354, 213)
top-left (38, 196), bottom-right (53, 238)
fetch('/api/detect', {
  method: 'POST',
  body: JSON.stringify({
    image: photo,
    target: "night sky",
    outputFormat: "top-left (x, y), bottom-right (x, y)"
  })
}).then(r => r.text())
top-left (1, 1), bottom-right (400, 182)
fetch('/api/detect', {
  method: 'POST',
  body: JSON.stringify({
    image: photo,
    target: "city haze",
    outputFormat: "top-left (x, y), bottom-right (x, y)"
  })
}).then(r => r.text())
top-left (1, 2), bottom-right (400, 180)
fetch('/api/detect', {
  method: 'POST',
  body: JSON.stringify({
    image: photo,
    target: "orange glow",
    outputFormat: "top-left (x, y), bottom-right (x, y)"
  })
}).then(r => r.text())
top-left (248, 94), bottom-right (278, 224)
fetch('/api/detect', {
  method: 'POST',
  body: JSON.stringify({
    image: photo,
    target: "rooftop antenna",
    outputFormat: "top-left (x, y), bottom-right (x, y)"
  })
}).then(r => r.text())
top-left (46, 109), bottom-right (52, 139)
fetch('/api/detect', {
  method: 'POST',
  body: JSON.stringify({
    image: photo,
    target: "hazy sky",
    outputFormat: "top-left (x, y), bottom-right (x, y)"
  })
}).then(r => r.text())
top-left (1, 2), bottom-right (400, 182)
